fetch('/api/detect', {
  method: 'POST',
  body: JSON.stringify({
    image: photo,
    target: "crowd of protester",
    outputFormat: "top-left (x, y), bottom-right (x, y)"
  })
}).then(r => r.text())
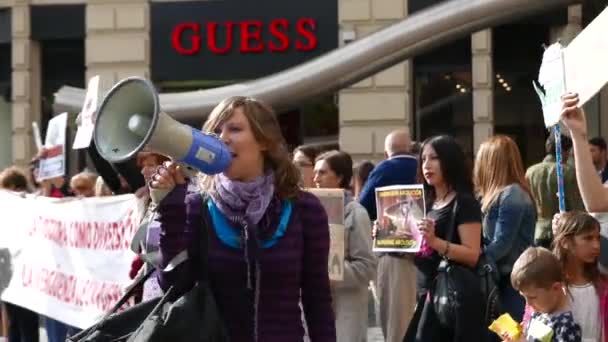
top-left (0, 93), bottom-right (606, 342)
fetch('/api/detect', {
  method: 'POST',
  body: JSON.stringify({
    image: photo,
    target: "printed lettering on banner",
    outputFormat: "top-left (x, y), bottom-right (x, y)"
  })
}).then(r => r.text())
top-left (0, 190), bottom-right (146, 329)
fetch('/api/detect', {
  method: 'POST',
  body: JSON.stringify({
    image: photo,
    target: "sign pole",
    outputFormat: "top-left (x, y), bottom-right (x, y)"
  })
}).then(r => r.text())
top-left (553, 124), bottom-right (566, 213)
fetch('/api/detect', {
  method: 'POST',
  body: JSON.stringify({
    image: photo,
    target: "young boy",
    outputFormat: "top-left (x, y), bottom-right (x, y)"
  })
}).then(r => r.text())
top-left (505, 247), bottom-right (581, 342)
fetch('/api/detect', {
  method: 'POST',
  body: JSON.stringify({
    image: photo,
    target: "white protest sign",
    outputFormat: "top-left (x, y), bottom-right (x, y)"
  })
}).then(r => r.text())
top-left (73, 75), bottom-right (100, 149)
top-left (38, 112), bottom-right (68, 180)
top-left (534, 43), bottom-right (567, 128)
top-left (564, 6), bottom-right (608, 106)
top-left (535, 6), bottom-right (608, 128)
top-left (0, 190), bottom-right (145, 329)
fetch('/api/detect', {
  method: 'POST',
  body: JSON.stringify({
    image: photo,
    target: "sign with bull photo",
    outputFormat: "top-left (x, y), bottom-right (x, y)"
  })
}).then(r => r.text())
top-left (373, 184), bottom-right (425, 253)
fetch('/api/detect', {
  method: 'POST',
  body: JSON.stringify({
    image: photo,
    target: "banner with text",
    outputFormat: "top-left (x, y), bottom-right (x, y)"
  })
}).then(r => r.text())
top-left (0, 190), bottom-right (145, 329)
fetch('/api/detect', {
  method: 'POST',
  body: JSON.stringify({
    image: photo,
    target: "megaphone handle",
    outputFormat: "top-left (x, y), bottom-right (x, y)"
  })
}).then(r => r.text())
top-left (149, 162), bottom-right (198, 204)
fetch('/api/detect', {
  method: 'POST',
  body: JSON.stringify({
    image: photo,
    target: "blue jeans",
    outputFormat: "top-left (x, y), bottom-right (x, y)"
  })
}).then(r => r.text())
top-left (499, 276), bottom-right (525, 321)
top-left (44, 316), bottom-right (81, 342)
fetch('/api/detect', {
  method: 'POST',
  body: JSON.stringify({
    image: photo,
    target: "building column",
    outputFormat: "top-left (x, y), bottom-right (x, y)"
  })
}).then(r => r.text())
top-left (11, 1), bottom-right (37, 167)
top-left (338, 0), bottom-right (413, 161)
top-left (86, 0), bottom-right (150, 95)
top-left (471, 29), bottom-right (494, 153)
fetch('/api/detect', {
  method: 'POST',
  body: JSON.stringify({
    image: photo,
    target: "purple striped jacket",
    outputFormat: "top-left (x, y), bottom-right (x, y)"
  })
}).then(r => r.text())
top-left (156, 184), bottom-right (336, 342)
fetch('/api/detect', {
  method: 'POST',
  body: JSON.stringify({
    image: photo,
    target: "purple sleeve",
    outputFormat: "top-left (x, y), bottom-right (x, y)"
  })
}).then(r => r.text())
top-left (298, 192), bottom-right (337, 341)
top-left (156, 185), bottom-right (201, 291)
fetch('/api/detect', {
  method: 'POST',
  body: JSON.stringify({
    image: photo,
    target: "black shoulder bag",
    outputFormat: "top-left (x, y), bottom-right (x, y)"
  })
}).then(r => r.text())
top-left (68, 194), bottom-right (228, 342)
top-left (432, 199), bottom-right (501, 328)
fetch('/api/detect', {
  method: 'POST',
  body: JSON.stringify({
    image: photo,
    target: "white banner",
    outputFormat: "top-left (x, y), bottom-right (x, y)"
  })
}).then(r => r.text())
top-left (0, 190), bottom-right (146, 329)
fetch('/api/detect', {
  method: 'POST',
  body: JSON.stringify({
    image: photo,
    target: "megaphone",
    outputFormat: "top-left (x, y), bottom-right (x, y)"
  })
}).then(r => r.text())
top-left (93, 77), bottom-right (232, 175)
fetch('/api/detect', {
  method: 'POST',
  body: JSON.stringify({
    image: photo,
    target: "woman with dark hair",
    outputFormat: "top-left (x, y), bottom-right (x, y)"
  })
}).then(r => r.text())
top-left (151, 96), bottom-right (335, 341)
top-left (313, 150), bottom-right (376, 342)
top-left (293, 144), bottom-right (320, 188)
top-left (404, 135), bottom-right (484, 342)
top-left (353, 160), bottom-right (375, 199)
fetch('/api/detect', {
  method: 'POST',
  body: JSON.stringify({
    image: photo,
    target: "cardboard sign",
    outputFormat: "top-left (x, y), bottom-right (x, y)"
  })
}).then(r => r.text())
top-left (535, 6), bottom-right (608, 128)
top-left (564, 7), bottom-right (608, 106)
top-left (72, 75), bottom-right (100, 149)
top-left (306, 188), bottom-right (345, 281)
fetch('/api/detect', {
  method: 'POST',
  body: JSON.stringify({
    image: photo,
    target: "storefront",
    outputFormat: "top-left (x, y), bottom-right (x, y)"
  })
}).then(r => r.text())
top-left (1, 0), bottom-right (608, 170)
top-left (149, 0), bottom-right (339, 149)
top-left (0, 8), bottom-right (11, 169)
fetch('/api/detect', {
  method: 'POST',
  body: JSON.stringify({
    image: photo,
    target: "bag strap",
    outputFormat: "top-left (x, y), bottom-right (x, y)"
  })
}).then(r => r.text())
top-left (68, 265), bottom-right (157, 341)
top-left (198, 193), bottom-right (211, 280)
top-left (443, 198), bottom-right (459, 246)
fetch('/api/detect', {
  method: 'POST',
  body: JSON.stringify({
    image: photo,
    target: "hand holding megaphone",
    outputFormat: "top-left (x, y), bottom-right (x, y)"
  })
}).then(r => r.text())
top-left (148, 161), bottom-right (189, 204)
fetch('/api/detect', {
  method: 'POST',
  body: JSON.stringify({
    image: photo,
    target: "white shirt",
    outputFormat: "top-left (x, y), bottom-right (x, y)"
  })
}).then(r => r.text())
top-left (569, 283), bottom-right (602, 342)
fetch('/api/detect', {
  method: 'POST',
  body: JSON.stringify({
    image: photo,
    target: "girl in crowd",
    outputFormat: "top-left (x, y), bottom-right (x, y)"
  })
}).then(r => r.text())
top-left (474, 135), bottom-right (536, 321)
top-left (151, 96), bottom-right (336, 341)
top-left (293, 144), bottom-right (320, 188)
top-left (553, 211), bottom-right (607, 342)
top-left (313, 150), bottom-right (376, 342)
top-left (404, 135), bottom-right (484, 341)
top-left (352, 160), bottom-right (375, 199)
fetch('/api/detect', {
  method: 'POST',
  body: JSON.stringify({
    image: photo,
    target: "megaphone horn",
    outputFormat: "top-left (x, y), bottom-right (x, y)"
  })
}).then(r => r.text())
top-left (93, 77), bottom-right (232, 175)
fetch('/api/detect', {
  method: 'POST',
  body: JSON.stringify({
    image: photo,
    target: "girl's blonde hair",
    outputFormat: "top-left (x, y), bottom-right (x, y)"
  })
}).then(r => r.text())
top-left (474, 135), bottom-right (533, 213)
top-left (553, 211), bottom-right (602, 290)
top-left (199, 96), bottom-right (301, 199)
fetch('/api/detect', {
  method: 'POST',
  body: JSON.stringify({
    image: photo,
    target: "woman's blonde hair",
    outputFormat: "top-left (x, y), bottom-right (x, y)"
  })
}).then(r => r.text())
top-left (199, 96), bottom-right (300, 199)
top-left (474, 135), bottom-right (533, 212)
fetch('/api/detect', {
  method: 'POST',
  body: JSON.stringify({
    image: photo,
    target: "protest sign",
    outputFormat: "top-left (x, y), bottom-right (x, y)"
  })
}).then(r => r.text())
top-left (373, 184), bottom-right (425, 253)
top-left (564, 6), bottom-right (608, 106)
top-left (534, 6), bottom-right (608, 128)
top-left (0, 190), bottom-right (145, 329)
top-left (38, 112), bottom-right (68, 180)
top-left (73, 76), bottom-right (100, 149)
top-left (307, 188), bottom-right (345, 281)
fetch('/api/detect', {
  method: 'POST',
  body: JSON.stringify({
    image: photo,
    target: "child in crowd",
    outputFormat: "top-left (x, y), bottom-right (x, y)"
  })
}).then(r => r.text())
top-left (553, 211), bottom-right (607, 342)
top-left (504, 247), bottom-right (581, 342)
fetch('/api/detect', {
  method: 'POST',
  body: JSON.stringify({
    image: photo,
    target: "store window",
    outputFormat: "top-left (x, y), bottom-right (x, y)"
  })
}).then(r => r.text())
top-left (493, 13), bottom-right (564, 167)
top-left (0, 44), bottom-right (11, 169)
top-left (0, 8), bottom-right (12, 169)
top-left (413, 38), bottom-right (474, 156)
top-left (158, 81), bottom-right (337, 150)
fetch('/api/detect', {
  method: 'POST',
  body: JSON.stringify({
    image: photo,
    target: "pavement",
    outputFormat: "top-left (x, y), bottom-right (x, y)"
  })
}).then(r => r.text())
top-left (37, 289), bottom-right (387, 341)
top-left (38, 327), bottom-right (385, 342)
top-left (367, 326), bottom-right (384, 341)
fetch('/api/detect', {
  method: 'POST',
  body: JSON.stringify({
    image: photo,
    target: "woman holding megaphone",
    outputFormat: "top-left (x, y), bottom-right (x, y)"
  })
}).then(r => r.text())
top-left (149, 96), bottom-right (336, 342)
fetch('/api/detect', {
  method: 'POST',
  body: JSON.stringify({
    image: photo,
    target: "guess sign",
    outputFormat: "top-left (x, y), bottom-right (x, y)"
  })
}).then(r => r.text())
top-left (151, 0), bottom-right (338, 81)
top-left (172, 19), bottom-right (318, 55)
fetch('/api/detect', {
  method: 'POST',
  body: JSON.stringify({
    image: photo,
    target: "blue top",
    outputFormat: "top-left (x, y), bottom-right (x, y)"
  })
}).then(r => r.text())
top-left (207, 200), bottom-right (293, 249)
top-left (358, 155), bottom-right (418, 220)
top-left (483, 184), bottom-right (536, 276)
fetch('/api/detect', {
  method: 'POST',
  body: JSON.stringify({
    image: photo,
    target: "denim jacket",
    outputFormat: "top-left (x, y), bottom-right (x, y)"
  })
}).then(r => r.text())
top-left (483, 184), bottom-right (536, 277)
